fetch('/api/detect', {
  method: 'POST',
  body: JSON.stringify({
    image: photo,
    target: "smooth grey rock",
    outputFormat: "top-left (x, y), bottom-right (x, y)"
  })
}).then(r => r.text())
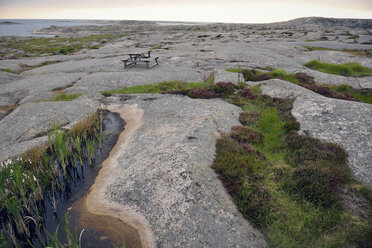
top-left (104, 94), bottom-right (267, 248)
top-left (21, 56), bottom-right (124, 75)
top-left (18, 91), bottom-right (55, 104)
top-left (0, 63), bottom-right (22, 73)
top-left (214, 69), bottom-right (244, 84)
top-left (66, 68), bottom-right (206, 94)
top-left (0, 70), bottom-right (20, 85)
top-left (0, 90), bottom-right (26, 106)
top-left (247, 79), bottom-right (322, 98)
top-left (0, 98), bottom-right (100, 162)
top-left (0, 72), bottom-right (85, 94)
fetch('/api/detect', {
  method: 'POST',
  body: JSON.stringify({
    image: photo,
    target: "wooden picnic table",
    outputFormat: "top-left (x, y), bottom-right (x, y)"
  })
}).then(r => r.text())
top-left (121, 51), bottom-right (158, 69)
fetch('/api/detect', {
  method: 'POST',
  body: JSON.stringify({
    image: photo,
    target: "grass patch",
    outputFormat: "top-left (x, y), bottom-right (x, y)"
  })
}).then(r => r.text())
top-left (0, 34), bottom-right (126, 57)
top-left (101, 80), bottom-right (209, 96)
top-left (304, 47), bottom-right (372, 58)
top-left (329, 84), bottom-right (372, 104)
top-left (46, 93), bottom-right (82, 101)
top-left (304, 60), bottom-right (372, 77)
top-left (226, 68), bottom-right (245, 73)
top-left (0, 68), bottom-right (16, 74)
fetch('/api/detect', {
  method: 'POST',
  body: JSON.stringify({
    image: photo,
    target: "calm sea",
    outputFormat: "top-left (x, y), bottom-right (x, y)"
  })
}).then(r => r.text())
top-left (0, 19), bottom-right (109, 37)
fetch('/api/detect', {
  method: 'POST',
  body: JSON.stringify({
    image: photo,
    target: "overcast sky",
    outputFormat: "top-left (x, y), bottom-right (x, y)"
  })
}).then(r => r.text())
top-left (0, 0), bottom-right (371, 23)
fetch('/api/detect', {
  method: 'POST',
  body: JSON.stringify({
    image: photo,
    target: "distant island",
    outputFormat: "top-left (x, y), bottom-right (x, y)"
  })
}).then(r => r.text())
top-left (0, 21), bottom-right (21, 25)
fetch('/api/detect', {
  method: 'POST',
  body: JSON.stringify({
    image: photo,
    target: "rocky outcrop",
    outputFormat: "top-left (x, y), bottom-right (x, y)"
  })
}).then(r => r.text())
top-left (0, 98), bottom-right (100, 162)
top-left (96, 94), bottom-right (267, 247)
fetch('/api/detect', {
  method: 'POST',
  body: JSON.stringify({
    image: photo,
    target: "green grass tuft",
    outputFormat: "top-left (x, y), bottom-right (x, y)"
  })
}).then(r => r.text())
top-left (47, 93), bottom-right (82, 101)
top-left (304, 60), bottom-right (372, 77)
top-left (329, 84), bottom-right (372, 104)
top-left (101, 81), bottom-right (207, 95)
top-left (225, 68), bottom-right (245, 73)
top-left (0, 68), bottom-right (16, 73)
top-left (304, 47), bottom-right (372, 58)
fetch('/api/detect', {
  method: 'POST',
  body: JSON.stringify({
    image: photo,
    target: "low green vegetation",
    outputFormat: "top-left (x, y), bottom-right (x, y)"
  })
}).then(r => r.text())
top-left (0, 68), bottom-right (15, 73)
top-left (304, 47), bottom-right (372, 58)
top-left (225, 68), bottom-right (245, 73)
top-left (212, 89), bottom-right (372, 247)
top-left (0, 34), bottom-right (126, 57)
top-left (329, 84), bottom-right (372, 104)
top-left (103, 80), bottom-right (372, 247)
top-left (46, 93), bottom-right (82, 101)
top-left (227, 67), bottom-right (372, 104)
top-left (304, 60), bottom-right (372, 77)
top-left (101, 80), bottom-right (209, 96)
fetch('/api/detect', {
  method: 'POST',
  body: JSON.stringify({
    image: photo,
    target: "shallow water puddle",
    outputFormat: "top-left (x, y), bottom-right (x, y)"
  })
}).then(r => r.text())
top-left (0, 110), bottom-right (143, 247)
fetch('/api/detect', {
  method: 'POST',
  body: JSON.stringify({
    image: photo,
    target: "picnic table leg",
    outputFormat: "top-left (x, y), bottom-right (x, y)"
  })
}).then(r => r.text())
top-left (124, 61), bottom-right (127, 69)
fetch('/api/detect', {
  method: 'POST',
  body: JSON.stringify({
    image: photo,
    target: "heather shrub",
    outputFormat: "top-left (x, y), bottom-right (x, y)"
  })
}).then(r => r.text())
top-left (187, 88), bottom-right (220, 99)
top-left (291, 162), bottom-right (339, 207)
top-left (238, 87), bottom-right (256, 100)
top-left (213, 82), bottom-right (236, 96)
top-left (285, 131), bottom-right (348, 167)
top-left (238, 111), bottom-right (262, 126)
top-left (230, 126), bottom-right (263, 145)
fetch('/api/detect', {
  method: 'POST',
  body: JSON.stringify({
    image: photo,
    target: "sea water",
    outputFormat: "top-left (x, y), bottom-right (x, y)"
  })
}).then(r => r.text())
top-left (0, 19), bottom-right (109, 37)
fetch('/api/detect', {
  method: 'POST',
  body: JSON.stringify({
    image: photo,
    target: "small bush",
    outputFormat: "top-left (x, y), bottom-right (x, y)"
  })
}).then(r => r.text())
top-left (239, 111), bottom-right (262, 126)
top-left (271, 69), bottom-right (286, 77)
top-left (230, 126), bottom-right (263, 144)
top-left (213, 82), bottom-right (236, 96)
top-left (187, 88), bottom-right (220, 99)
top-left (294, 72), bottom-right (315, 84)
top-left (212, 138), bottom-right (272, 227)
top-left (285, 131), bottom-right (348, 167)
top-left (238, 87), bottom-right (256, 100)
top-left (291, 162), bottom-right (339, 207)
top-left (283, 120), bottom-right (300, 133)
top-left (59, 47), bottom-right (75, 55)
top-left (300, 83), bottom-right (357, 101)
top-left (241, 69), bottom-right (263, 81)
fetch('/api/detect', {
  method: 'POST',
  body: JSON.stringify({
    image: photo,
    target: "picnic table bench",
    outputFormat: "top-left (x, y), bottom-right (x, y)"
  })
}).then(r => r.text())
top-left (121, 51), bottom-right (159, 69)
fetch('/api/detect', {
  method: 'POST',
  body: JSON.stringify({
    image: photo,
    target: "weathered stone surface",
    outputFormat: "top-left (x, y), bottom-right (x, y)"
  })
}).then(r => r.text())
top-left (103, 94), bottom-right (267, 247)
top-left (252, 80), bottom-right (372, 187)
top-left (18, 91), bottom-right (55, 104)
top-left (214, 69), bottom-right (244, 84)
top-left (247, 79), bottom-right (322, 98)
top-left (66, 68), bottom-right (206, 94)
top-left (21, 56), bottom-right (124, 75)
top-left (0, 98), bottom-right (100, 161)
top-left (0, 72), bottom-right (85, 94)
